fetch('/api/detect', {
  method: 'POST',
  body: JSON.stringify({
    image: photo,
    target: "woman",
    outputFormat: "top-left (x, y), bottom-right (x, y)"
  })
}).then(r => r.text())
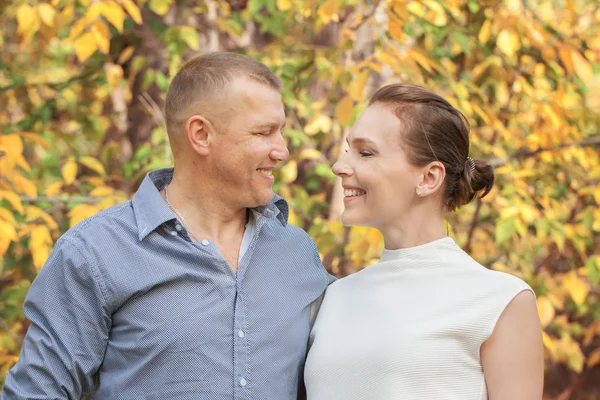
top-left (304, 84), bottom-right (543, 399)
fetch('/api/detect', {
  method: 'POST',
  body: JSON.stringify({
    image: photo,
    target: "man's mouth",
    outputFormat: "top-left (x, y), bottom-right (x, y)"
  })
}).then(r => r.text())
top-left (257, 168), bottom-right (273, 178)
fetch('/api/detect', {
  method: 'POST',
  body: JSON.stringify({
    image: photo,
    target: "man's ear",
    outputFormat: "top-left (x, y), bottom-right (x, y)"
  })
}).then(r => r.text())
top-left (416, 161), bottom-right (446, 197)
top-left (186, 114), bottom-right (213, 156)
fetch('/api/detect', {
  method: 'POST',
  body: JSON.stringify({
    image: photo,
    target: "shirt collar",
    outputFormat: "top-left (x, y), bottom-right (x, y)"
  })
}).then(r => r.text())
top-left (132, 168), bottom-right (289, 241)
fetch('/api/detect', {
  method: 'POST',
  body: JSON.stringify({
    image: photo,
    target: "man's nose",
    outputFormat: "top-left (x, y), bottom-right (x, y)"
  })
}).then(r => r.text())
top-left (270, 132), bottom-right (289, 162)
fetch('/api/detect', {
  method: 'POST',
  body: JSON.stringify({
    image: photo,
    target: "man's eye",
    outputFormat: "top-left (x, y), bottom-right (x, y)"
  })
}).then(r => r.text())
top-left (360, 151), bottom-right (373, 157)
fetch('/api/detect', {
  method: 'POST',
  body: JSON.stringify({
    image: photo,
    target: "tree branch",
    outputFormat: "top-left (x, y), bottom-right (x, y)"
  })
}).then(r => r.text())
top-left (488, 135), bottom-right (600, 167)
top-left (19, 196), bottom-right (102, 204)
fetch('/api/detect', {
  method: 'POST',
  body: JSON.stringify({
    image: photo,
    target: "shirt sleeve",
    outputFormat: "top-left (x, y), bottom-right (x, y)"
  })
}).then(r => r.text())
top-left (2, 237), bottom-right (111, 399)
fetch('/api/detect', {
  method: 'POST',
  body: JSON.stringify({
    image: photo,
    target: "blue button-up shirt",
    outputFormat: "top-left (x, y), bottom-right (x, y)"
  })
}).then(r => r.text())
top-left (2, 168), bottom-right (333, 400)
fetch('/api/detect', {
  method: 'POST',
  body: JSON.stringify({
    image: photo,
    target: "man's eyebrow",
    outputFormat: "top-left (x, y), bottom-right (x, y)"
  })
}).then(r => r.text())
top-left (255, 121), bottom-right (287, 130)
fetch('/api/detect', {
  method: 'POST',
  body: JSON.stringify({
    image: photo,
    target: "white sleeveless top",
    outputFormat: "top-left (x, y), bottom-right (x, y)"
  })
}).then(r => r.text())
top-left (304, 237), bottom-right (532, 400)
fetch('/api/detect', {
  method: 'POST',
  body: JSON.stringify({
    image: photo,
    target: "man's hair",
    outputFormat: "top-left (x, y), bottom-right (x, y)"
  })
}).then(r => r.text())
top-left (165, 52), bottom-right (282, 148)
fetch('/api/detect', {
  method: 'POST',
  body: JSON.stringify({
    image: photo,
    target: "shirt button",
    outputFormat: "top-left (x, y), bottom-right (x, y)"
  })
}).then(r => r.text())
top-left (201, 239), bottom-right (209, 246)
top-left (175, 224), bottom-right (182, 231)
top-left (169, 231), bottom-right (177, 236)
top-left (240, 378), bottom-right (247, 387)
top-left (238, 330), bottom-right (245, 338)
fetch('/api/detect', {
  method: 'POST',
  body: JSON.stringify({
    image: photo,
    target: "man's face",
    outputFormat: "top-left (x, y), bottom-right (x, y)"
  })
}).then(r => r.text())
top-left (207, 77), bottom-right (289, 209)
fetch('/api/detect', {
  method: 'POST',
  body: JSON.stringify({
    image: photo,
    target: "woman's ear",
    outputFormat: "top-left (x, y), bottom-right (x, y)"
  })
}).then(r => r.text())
top-left (416, 161), bottom-right (446, 197)
top-left (186, 114), bottom-right (213, 156)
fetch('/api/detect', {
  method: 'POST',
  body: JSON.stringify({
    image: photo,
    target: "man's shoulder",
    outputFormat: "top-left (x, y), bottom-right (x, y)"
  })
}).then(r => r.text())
top-left (60, 200), bottom-right (135, 246)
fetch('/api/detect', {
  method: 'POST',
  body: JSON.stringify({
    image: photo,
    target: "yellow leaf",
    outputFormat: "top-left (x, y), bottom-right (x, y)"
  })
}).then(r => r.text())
top-left (45, 182), bottom-right (63, 197)
top-left (73, 32), bottom-right (98, 62)
top-left (68, 204), bottom-right (99, 228)
top-left (563, 271), bottom-right (589, 306)
top-left (0, 209), bottom-right (17, 225)
top-left (0, 220), bottom-right (17, 255)
top-left (66, 17), bottom-right (88, 43)
top-left (478, 20), bottom-right (491, 43)
top-left (588, 348), bottom-right (600, 368)
top-left (560, 336), bottom-right (585, 373)
top-left (30, 225), bottom-right (52, 249)
top-left (276, 0), bottom-right (292, 11)
top-left (80, 156), bottom-right (106, 176)
top-left (423, 0), bottom-right (446, 26)
top-left (117, 46), bottom-right (135, 64)
top-left (304, 114), bottom-right (332, 135)
top-left (0, 220), bottom-right (17, 241)
top-left (559, 46), bottom-right (575, 74)
top-left (90, 186), bottom-right (114, 197)
top-left (149, 0), bottom-right (171, 16)
top-left (37, 3), bottom-right (56, 26)
top-left (336, 96), bottom-right (354, 126)
top-left (62, 160), bottom-right (78, 184)
top-left (347, 69), bottom-right (370, 101)
top-left (25, 206), bottom-right (58, 230)
top-left (17, 4), bottom-right (38, 34)
top-left (30, 225), bottom-right (52, 269)
top-left (408, 49), bottom-right (434, 73)
top-left (547, 292), bottom-right (564, 311)
top-left (12, 175), bottom-right (37, 197)
top-left (122, 0), bottom-right (143, 24)
top-left (536, 296), bottom-right (554, 328)
top-left (496, 29), bottom-right (520, 58)
top-left (317, 0), bottom-right (338, 23)
top-left (19, 132), bottom-right (51, 148)
top-left (91, 21), bottom-right (111, 54)
top-left (105, 64), bottom-right (123, 88)
top-left (297, 148), bottom-right (322, 160)
top-left (571, 51), bottom-right (594, 82)
top-left (179, 26), bottom-right (199, 50)
top-left (388, 13), bottom-right (404, 43)
top-left (541, 332), bottom-right (556, 358)
top-left (280, 160), bottom-right (297, 184)
top-left (0, 190), bottom-right (25, 214)
top-left (101, 1), bottom-right (126, 32)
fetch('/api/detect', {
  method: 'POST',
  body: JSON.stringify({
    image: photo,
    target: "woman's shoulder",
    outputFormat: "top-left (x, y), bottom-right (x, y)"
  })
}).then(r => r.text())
top-left (458, 257), bottom-right (533, 296)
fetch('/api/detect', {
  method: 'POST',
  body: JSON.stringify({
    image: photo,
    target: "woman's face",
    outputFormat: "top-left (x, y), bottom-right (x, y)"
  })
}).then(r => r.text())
top-left (332, 104), bottom-right (423, 230)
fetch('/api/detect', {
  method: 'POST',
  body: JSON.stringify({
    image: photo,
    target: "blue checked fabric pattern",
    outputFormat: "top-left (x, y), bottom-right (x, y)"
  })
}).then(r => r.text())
top-left (2, 168), bottom-right (334, 400)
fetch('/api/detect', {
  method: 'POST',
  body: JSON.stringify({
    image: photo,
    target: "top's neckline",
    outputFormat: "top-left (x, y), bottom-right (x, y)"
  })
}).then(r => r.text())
top-left (379, 236), bottom-right (457, 263)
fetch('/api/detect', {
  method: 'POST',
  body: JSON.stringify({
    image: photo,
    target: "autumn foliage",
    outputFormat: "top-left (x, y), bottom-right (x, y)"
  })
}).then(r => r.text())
top-left (1, 0), bottom-right (599, 397)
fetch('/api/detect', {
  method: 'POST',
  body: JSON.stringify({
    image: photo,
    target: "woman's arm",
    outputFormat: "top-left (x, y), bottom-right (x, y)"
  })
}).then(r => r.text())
top-left (481, 290), bottom-right (544, 400)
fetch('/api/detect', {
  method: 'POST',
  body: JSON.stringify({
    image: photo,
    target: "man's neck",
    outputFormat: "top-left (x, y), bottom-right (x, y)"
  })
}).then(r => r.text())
top-left (164, 170), bottom-right (248, 242)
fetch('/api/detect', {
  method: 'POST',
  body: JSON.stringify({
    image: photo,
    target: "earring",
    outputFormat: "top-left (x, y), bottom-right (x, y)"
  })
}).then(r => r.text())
top-left (416, 190), bottom-right (421, 196)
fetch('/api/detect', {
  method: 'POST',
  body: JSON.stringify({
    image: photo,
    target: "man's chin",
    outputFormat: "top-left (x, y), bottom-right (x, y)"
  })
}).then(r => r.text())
top-left (249, 191), bottom-right (274, 208)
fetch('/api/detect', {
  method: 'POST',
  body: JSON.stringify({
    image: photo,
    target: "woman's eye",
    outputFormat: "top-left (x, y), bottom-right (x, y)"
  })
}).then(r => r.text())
top-left (360, 151), bottom-right (373, 157)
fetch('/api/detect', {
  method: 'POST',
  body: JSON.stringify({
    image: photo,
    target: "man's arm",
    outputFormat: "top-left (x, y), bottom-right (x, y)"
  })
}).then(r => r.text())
top-left (2, 238), bottom-right (111, 399)
top-left (481, 290), bottom-right (544, 400)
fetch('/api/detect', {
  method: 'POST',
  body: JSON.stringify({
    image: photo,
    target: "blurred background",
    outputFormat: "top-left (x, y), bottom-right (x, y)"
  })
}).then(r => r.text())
top-left (1, 0), bottom-right (599, 398)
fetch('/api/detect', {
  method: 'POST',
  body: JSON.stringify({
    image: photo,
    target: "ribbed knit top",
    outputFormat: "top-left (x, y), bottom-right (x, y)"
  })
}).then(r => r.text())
top-left (304, 237), bottom-right (532, 400)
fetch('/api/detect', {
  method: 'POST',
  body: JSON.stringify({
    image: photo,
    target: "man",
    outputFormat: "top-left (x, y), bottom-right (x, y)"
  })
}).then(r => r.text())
top-left (2, 52), bottom-right (333, 399)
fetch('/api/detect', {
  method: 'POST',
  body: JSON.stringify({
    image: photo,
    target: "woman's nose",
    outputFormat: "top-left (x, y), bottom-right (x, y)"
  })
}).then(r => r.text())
top-left (332, 159), bottom-right (353, 177)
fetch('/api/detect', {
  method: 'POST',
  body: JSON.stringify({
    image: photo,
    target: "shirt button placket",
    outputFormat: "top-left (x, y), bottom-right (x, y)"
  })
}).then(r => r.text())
top-left (233, 275), bottom-right (248, 398)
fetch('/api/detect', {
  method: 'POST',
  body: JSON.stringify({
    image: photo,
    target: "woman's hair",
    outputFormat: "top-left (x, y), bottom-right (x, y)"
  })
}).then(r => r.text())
top-left (369, 83), bottom-right (494, 211)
